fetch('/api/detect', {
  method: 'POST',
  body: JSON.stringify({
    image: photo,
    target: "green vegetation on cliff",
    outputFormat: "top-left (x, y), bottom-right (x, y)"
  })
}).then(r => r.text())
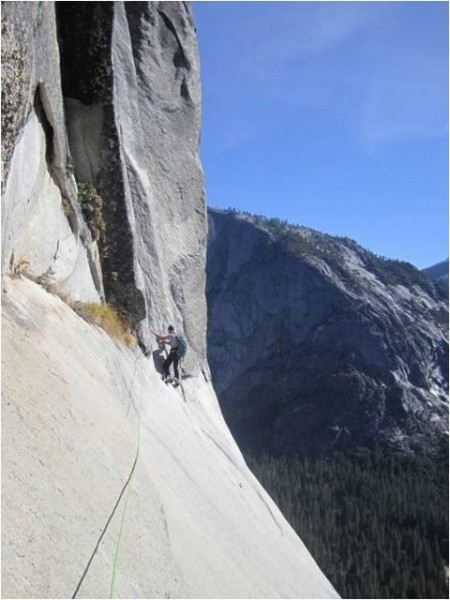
top-left (77, 182), bottom-right (106, 244)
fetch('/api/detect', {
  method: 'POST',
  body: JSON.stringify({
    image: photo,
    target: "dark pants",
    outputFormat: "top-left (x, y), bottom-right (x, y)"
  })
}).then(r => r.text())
top-left (163, 349), bottom-right (179, 380)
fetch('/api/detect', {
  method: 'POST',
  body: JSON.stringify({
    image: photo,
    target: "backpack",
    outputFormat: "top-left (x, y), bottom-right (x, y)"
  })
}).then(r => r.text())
top-left (176, 334), bottom-right (188, 359)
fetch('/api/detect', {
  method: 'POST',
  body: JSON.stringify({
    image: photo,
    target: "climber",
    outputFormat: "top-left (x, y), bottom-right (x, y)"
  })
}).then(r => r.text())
top-left (156, 325), bottom-right (180, 384)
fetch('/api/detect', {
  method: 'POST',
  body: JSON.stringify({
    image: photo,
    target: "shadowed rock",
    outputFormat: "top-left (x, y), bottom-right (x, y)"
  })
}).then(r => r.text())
top-left (207, 208), bottom-right (449, 457)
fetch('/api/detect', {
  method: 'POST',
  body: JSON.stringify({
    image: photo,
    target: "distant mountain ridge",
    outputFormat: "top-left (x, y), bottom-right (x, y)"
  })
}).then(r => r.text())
top-left (422, 259), bottom-right (449, 282)
top-left (206, 208), bottom-right (448, 457)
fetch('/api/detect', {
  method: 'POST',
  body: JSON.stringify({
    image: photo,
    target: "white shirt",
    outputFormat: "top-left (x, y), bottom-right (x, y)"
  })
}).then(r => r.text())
top-left (166, 333), bottom-right (178, 349)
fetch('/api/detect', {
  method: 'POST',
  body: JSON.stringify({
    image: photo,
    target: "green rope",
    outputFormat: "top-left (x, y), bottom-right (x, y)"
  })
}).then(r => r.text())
top-left (109, 434), bottom-right (140, 599)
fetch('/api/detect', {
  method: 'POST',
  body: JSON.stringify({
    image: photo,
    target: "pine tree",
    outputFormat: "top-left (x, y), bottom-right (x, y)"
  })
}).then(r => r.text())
top-left (246, 442), bottom-right (449, 599)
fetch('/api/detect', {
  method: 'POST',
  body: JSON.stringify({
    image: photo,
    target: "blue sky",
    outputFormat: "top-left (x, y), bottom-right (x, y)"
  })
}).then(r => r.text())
top-left (192, 1), bottom-right (448, 269)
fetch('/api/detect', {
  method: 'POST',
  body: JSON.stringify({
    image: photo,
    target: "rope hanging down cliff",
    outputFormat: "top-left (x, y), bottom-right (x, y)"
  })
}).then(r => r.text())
top-left (71, 322), bottom-right (188, 597)
top-left (71, 352), bottom-right (144, 599)
top-left (108, 433), bottom-right (140, 599)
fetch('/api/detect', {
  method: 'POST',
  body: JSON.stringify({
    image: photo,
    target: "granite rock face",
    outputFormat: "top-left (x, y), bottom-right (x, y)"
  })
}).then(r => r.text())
top-left (2, 1), bottom-right (207, 371)
top-left (207, 209), bottom-right (449, 457)
top-left (57, 2), bottom-right (207, 372)
top-left (2, 277), bottom-right (339, 599)
top-left (1, 1), bottom-right (102, 302)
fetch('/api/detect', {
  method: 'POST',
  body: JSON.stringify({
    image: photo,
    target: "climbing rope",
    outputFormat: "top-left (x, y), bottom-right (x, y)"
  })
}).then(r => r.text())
top-left (70, 445), bottom-right (140, 599)
top-left (108, 351), bottom-right (144, 598)
top-left (72, 351), bottom-right (144, 598)
top-left (73, 329), bottom-right (186, 596)
top-left (108, 432), bottom-right (140, 599)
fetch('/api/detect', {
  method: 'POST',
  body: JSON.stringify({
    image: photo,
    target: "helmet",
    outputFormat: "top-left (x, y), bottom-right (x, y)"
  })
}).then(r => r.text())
top-left (168, 325), bottom-right (175, 332)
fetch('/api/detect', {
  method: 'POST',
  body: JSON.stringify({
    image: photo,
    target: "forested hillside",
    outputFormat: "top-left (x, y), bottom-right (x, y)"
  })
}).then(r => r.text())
top-left (247, 444), bottom-right (448, 599)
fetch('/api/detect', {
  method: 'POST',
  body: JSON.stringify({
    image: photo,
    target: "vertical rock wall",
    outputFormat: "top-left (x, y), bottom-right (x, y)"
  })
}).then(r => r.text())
top-left (206, 209), bottom-right (448, 457)
top-left (1, 1), bottom-right (102, 301)
top-left (2, 1), bottom-right (207, 369)
top-left (56, 2), bottom-right (207, 372)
